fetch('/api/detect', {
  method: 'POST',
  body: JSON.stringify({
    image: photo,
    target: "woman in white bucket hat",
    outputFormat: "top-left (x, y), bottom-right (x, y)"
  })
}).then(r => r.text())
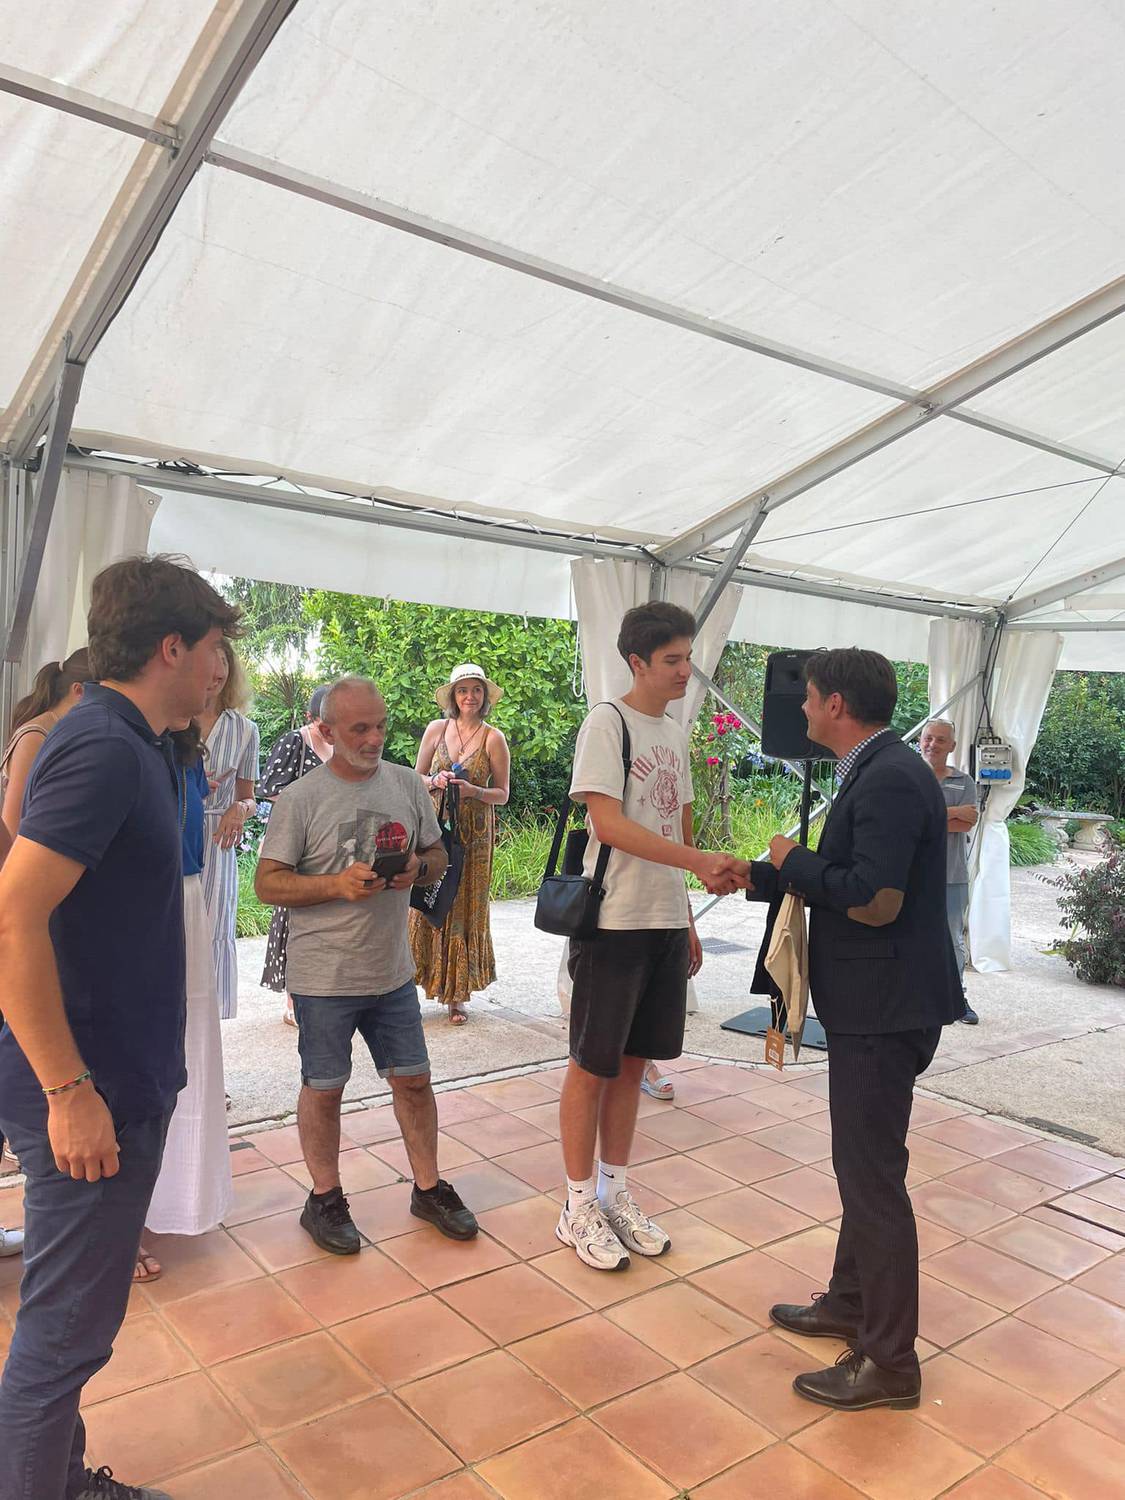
top-left (410, 665), bottom-right (510, 1023)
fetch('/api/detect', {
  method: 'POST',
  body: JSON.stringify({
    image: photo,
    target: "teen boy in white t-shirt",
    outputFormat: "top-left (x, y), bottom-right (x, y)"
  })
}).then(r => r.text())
top-left (557, 602), bottom-right (742, 1270)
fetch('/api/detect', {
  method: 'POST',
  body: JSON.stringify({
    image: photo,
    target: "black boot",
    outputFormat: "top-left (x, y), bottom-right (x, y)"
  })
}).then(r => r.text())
top-left (300, 1187), bottom-right (361, 1255)
top-left (793, 1349), bottom-right (920, 1411)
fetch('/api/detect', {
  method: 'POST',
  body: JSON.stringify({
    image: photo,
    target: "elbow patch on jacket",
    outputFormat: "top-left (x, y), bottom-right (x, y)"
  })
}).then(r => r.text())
top-left (846, 888), bottom-right (904, 927)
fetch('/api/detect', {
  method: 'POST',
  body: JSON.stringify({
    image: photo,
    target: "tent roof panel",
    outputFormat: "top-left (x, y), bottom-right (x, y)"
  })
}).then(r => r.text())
top-left (222, 0), bottom-right (1125, 386)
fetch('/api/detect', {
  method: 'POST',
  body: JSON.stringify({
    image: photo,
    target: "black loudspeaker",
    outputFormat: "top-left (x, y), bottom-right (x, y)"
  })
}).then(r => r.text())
top-left (761, 650), bottom-right (835, 762)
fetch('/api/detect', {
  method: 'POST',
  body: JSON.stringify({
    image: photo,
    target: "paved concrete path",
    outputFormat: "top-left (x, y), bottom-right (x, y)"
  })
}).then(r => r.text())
top-left (223, 854), bottom-right (1125, 1151)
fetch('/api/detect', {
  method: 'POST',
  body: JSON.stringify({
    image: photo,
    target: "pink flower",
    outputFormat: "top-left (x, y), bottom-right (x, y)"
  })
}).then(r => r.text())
top-left (712, 713), bottom-right (725, 727)
top-left (716, 723), bottom-right (728, 735)
top-left (728, 715), bottom-right (742, 729)
top-left (706, 756), bottom-right (720, 766)
top-left (706, 731), bottom-right (716, 742)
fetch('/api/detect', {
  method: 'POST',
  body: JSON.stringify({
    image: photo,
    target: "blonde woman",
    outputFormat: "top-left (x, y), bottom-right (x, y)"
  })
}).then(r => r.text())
top-left (197, 639), bottom-right (260, 1018)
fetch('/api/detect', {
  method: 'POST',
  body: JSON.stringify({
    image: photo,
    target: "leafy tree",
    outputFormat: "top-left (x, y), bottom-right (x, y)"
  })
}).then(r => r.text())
top-left (222, 578), bottom-right (314, 665)
top-left (1027, 673), bottom-right (1125, 815)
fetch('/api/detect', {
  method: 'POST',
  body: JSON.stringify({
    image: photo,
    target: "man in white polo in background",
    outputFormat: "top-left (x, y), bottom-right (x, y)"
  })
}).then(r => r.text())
top-left (919, 718), bottom-right (980, 1025)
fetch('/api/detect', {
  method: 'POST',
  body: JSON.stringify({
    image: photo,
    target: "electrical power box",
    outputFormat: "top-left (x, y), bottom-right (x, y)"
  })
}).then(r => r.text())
top-left (976, 736), bottom-right (1013, 783)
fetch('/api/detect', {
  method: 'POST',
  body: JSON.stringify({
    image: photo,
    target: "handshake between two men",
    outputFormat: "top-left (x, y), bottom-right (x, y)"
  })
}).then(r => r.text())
top-left (690, 833), bottom-right (800, 896)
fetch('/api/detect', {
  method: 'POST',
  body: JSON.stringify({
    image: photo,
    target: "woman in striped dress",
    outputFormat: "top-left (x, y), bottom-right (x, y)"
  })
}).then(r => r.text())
top-left (197, 640), bottom-right (260, 1019)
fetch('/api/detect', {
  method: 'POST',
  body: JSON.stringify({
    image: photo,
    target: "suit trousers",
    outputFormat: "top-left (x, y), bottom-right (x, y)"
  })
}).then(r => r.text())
top-left (821, 1026), bottom-right (942, 1375)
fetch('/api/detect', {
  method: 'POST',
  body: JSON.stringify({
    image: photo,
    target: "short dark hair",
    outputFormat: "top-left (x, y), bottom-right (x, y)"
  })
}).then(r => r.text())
top-left (804, 647), bottom-right (897, 726)
top-left (88, 555), bottom-right (241, 682)
top-left (617, 602), bottom-right (696, 667)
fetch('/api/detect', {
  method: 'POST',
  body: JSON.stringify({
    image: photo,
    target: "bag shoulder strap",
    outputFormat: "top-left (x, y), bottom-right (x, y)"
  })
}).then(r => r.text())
top-left (544, 703), bottom-right (632, 879)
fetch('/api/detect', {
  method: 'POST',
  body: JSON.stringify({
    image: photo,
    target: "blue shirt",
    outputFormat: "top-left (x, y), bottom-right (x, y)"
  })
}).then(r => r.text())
top-left (181, 758), bottom-right (208, 876)
top-left (0, 685), bottom-right (187, 1127)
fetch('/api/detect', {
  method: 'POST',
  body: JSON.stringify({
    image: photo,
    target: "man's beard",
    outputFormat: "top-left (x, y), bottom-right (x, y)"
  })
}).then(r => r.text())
top-left (333, 742), bottom-right (381, 772)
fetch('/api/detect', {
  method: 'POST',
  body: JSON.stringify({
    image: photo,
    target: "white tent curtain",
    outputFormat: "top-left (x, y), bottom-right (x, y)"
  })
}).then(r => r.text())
top-left (19, 470), bottom-right (160, 698)
top-left (966, 629), bottom-right (1063, 972)
top-left (927, 618), bottom-right (987, 775)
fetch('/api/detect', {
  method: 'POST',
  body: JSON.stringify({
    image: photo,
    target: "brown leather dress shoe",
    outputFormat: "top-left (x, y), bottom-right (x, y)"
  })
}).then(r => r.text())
top-left (769, 1293), bottom-right (859, 1341)
top-left (794, 1349), bottom-right (921, 1411)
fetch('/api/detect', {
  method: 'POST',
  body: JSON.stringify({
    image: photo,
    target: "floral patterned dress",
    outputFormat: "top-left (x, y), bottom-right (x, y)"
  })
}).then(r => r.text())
top-left (410, 738), bottom-right (497, 1007)
top-left (256, 728), bottom-right (323, 992)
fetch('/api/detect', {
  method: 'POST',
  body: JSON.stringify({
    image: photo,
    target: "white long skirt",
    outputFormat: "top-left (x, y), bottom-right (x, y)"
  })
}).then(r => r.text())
top-left (146, 875), bottom-right (233, 1235)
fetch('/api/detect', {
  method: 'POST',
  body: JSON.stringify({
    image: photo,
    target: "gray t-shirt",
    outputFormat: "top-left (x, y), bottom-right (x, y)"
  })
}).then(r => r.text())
top-left (260, 761), bottom-right (442, 996)
top-left (939, 769), bottom-right (977, 885)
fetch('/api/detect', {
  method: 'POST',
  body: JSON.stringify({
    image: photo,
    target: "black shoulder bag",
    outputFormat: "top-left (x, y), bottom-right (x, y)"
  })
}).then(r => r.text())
top-left (533, 705), bottom-right (631, 940)
top-left (410, 784), bottom-right (465, 927)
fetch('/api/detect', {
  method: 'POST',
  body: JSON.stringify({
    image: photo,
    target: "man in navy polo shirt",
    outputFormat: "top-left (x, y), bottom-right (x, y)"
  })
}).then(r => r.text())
top-left (0, 555), bottom-right (239, 1500)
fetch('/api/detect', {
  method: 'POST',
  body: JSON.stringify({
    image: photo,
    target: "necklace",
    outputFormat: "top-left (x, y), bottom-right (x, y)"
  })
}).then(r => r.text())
top-left (453, 719), bottom-right (485, 762)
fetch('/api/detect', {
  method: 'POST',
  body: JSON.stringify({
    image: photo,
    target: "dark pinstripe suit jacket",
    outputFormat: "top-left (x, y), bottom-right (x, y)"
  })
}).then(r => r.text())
top-left (750, 734), bottom-right (965, 1034)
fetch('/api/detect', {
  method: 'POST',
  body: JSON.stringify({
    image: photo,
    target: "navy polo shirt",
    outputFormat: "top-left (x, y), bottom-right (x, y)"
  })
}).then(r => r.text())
top-left (0, 685), bottom-right (187, 1127)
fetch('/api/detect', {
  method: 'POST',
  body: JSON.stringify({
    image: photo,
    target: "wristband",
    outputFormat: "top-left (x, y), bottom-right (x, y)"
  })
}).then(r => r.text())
top-left (43, 1070), bottom-right (91, 1097)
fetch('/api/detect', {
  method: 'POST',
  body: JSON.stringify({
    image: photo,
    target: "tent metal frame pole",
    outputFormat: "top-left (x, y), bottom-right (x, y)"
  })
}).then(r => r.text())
top-left (0, 64), bottom-right (179, 147)
top-left (688, 500), bottom-right (767, 630)
top-left (1005, 555), bottom-right (1125, 619)
top-left (1009, 619), bottom-right (1125, 632)
top-left (60, 454), bottom-right (991, 622)
top-left (1, 0), bottom-right (297, 462)
top-left (0, 462), bottom-right (25, 733)
top-left (3, 359), bottom-right (85, 664)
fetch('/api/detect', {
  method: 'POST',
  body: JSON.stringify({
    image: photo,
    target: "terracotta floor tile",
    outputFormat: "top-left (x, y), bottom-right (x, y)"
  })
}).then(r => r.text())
top-left (918, 1116), bottom-right (1052, 1160)
top-left (688, 1135), bottom-right (798, 1184)
top-left (784, 1069), bottom-right (833, 1100)
top-left (334, 1294), bottom-right (492, 1384)
top-left (630, 1154), bottom-right (740, 1207)
top-left (691, 1249), bottom-right (820, 1325)
top-left (740, 1082), bottom-right (828, 1121)
top-left (270, 1393), bottom-right (458, 1500)
top-left (476, 1416), bottom-right (676, 1500)
top-left (924, 1240), bottom-right (1060, 1312)
top-left (913, 1180), bottom-right (1016, 1236)
top-left (412, 1475), bottom-right (497, 1500)
top-left (638, 1109), bottom-right (732, 1150)
top-left (593, 1370), bottom-right (770, 1488)
top-left (446, 1160), bottom-right (539, 1212)
top-left (341, 1103), bottom-right (404, 1143)
top-left (512, 1102), bottom-right (562, 1137)
top-left (436, 1089), bottom-right (502, 1126)
top-left (689, 1096), bottom-right (789, 1134)
top-left (917, 1272), bottom-right (1004, 1347)
top-left (626, 1130), bottom-right (674, 1166)
top-left (942, 1161), bottom-right (1060, 1214)
top-left (139, 1228), bottom-right (263, 1304)
top-left (81, 1314), bottom-right (196, 1406)
top-left (228, 1142), bottom-right (273, 1177)
top-left (999, 1411), bottom-right (1125, 1497)
top-left (943, 1471), bottom-right (1053, 1500)
top-left (649, 1207), bottom-right (749, 1275)
top-left (211, 1330), bottom-right (377, 1433)
top-left (283, 1149), bottom-right (401, 1195)
top-left (444, 1112), bottom-right (554, 1159)
top-left (230, 1207), bottom-right (343, 1273)
top-left (991, 1144), bottom-right (1109, 1191)
top-left (511, 1313), bottom-right (674, 1406)
top-left (956, 1317), bottom-right (1116, 1406)
top-left (162, 1277), bottom-right (317, 1365)
top-left (1073, 1252), bottom-right (1125, 1309)
top-left (794, 1406), bottom-right (979, 1500)
top-left (476, 1194), bottom-right (565, 1259)
top-left (399, 1348), bottom-right (574, 1462)
top-left (978, 1217), bottom-right (1111, 1280)
top-left (693, 1328), bottom-right (836, 1436)
top-left (604, 1280), bottom-right (756, 1366)
top-left (277, 1244), bottom-right (424, 1324)
top-left (493, 1141), bottom-right (566, 1194)
top-left (469, 1076), bottom-right (559, 1110)
top-left (253, 1122), bottom-right (347, 1166)
top-left (1017, 1283), bottom-right (1125, 1366)
top-left (158, 1445), bottom-right (307, 1499)
top-left (684, 1063), bottom-right (764, 1095)
top-left (1069, 1368), bottom-right (1125, 1445)
top-left (347, 1180), bottom-right (426, 1243)
top-left (223, 1166), bottom-right (310, 1227)
top-left (440, 1263), bottom-right (585, 1343)
top-left (663, 1073), bottom-right (728, 1108)
top-left (916, 1216), bottom-right (964, 1258)
top-left (909, 1095), bottom-right (975, 1128)
top-left (690, 1185), bottom-right (818, 1247)
top-left (910, 1351), bottom-right (1053, 1455)
top-left (1027, 1202), bottom-right (1124, 1251)
top-left (83, 1371), bottom-right (252, 1485)
top-left (757, 1165), bottom-right (843, 1221)
top-left (693, 1441), bottom-right (862, 1498)
top-left (1040, 1139), bottom-right (1125, 1171)
top-left (531, 1245), bottom-right (674, 1308)
top-left (760, 1224), bottom-right (839, 1281)
top-left (906, 1135), bottom-right (981, 1180)
top-left (748, 1121), bottom-right (833, 1165)
top-left (1078, 1176), bottom-right (1125, 1213)
top-left (412, 1210), bottom-right (529, 1277)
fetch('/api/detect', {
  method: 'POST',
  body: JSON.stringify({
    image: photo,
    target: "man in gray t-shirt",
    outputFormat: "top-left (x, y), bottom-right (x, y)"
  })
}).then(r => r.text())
top-left (920, 719), bottom-right (979, 1022)
top-left (257, 676), bottom-right (477, 1251)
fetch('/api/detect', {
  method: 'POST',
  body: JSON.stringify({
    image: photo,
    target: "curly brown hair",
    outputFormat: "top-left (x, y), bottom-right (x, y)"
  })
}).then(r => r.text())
top-left (88, 555), bottom-right (241, 682)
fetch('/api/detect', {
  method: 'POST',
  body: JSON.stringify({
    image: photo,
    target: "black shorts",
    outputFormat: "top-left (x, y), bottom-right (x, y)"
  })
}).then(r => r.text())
top-left (568, 928), bottom-right (689, 1078)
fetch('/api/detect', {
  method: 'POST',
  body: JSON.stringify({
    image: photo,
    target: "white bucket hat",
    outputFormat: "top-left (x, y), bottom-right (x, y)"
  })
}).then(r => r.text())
top-left (435, 663), bottom-right (503, 714)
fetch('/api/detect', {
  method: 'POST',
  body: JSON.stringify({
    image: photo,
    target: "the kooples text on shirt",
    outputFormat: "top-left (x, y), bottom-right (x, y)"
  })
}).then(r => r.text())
top-left (629, 743), bottom-right (686, 836)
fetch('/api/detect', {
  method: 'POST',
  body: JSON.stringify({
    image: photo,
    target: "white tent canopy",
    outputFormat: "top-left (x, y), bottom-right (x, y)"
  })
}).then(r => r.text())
top-left (2, 2), bottom-right (1125, 972)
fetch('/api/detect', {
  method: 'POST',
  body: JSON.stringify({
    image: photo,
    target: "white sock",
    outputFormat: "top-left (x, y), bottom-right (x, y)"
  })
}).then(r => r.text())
top-left (597, 1161), bottom-right (627, 1207)
top-left (566, 1176), bottom-right (597, 1214)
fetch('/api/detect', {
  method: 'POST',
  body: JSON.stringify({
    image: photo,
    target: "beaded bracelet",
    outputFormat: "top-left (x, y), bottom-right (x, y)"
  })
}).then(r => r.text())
top-left (42, 1070), bottom-right (91, 1097)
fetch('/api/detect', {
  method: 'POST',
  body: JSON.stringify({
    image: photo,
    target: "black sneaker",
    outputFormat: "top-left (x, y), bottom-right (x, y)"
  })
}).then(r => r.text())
top-left (410, 1179), bottom-right (478, 1240)
top-left (959, 1006), bottom-right (980, 1025)
top-left (74, 1468), bottom-right (171, 1500)
top-left (300, 1187), bottom-right (361, 1254)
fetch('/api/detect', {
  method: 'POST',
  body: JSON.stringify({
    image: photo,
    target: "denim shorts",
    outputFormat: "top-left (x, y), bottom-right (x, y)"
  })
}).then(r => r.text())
top-left (292, 981), bottom-right (430, 1088)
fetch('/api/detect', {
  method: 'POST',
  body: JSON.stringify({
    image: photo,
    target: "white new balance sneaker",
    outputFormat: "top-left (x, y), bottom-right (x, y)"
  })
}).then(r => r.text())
top-left (556, 1199), bottom-right (630, 1271)
top-left (602, 1189), bottom-right (671, 1257)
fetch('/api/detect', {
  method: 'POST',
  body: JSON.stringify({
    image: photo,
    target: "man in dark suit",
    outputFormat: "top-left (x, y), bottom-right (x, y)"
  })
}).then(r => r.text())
top-left (738, 648), bottom-right (964, 1411)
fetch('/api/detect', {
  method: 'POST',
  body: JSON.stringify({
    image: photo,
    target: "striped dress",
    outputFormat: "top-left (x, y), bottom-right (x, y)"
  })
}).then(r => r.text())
top-left (201, 708), bottom-right (260, 1019)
